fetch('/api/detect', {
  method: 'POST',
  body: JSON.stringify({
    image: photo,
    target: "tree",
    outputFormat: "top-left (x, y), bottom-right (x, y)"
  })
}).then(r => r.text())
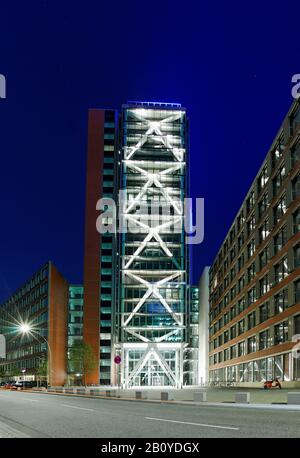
top-left (36, 357), bottom-right (48, 387)
top-left (68, 340), bottom-right (97, 386)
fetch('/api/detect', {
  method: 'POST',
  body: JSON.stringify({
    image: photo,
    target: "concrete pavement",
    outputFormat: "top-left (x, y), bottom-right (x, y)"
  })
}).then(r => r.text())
top-left (0, 390), bottom-right (300, 438)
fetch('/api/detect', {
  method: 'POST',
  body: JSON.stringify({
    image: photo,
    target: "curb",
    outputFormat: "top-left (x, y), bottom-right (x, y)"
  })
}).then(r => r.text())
top-left (29, 390), bottom-right (300, 411)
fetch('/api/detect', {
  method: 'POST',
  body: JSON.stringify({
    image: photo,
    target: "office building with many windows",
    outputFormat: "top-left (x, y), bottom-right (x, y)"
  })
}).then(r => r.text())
top-left (84, 102), bottom-right (193, 387)
top-left (209, 98), bottom-right (300, 386)
top-left (83, 109), bottom-right (118, 385)
top-left (0, 262), bottom-right (69, 386)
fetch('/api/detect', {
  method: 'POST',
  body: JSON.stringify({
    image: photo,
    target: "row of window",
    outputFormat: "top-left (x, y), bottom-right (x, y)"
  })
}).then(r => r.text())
top-left (210, 314), bottom-right (300, 366)
top-left (210, 207), bottom-right (300, 311)
top-left (210, 122), bottom-right (300, 281)
top-left (210, 279), bottom-right (300, 341)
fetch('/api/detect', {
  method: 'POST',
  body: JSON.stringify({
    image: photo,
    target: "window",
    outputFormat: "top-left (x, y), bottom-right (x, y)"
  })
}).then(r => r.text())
top-left (258, 165), bottom-right (269, 194)
top-left (273, 164), bottom-right (286, 195)
top-left (247, 335), bottom-right (257, 353)
top-left (238, 297), bottom-right (245, 314)
top-left (238, 232), bottom-right (244, 250)
top-left (238, 254), bottom-right (245, 271)
top-left (247, 263), bottom-right (256, 282)
top-left (238, 275), bottom-right (245, 293)
top-left (259, 302), bottom-right (270, 322)
top-left (218, 316), bottom-right (223, 329)
top-left (248, 311), bottom-right (256, 329)
top-left (230, 286), bottom-right (236, 300)
top-left (230, 227), bottom-right (236, 243)
top-left (247, 215), bottom-right (256, 237)
top-left (294, 243), bottom-right (300, 269)
top-left (290, 106), bottom-right (300, 135)
top-left (293, 207), bottom-right (300, 234)
top-left (224, 348), bottom-right (230, 361)
top-left (246, 190), bottom-right (255, 214)
top-left (295, 280), bottom-right (300, 304)
top-left (274, 289), bottom-right (288, 314)
top-left (247, 239), bottom-right (255, 259)
top-left (248, 287), bottom-right (256, 305)
top-left (230, 246), bottom-right (236, 263)
top-left (272, 141), bottom-right (284, 167)
top-left (259, 274), bottom-right (269, 296)
top-left (294, 314), bottom-right (300, 335)
top-left (259, 219), bottom-right (270, 244)
top-left (230, 345), bottom-right (237, 359)
top-left (230, 305), bottom-right (237, 320)
top-left (230, 266), bottom-right (236, 282)
top-left (259, 330), bottom-right (270, 350)
top-left (218, 334), bottom-right (223, 347)
top-left (259, 246), bottom-right (269, 270)
top-left (224, 313), bottom-right (229, 325)
top-left (238, 319), bottom-right (245, 335)
top-left (230, 325), bottom-right (237, 340)
top-left (224, 330), bottom-right (229, 343)
top-left (213, 322), bottom-right (218, 334)
top-left (274, 257), bottom-right (289, 284)
top-left (237, 211), bottom-right (245, 231)
top-left (258, 193), bottom-right (269, 219)
top-left (224, 257), bottom-right (229, 272)
top-left (273, 195), bottom-right (287, 224)
top-left (292, 174), bottom-right (300, 200)
top-left (238, 341), bottom-right (245, 357)
top-left (291, 140), bottom-right (300, 167)
top-left (224, 275), bottom-right (229, 289)
top-left (274, 321), bottom-right (289, 345)
top-left (274, 226), bottom-right (287, 255)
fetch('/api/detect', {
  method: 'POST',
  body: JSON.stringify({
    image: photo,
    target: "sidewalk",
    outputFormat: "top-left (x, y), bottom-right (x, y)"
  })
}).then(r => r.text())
top-left (29, 386), bottom-right (300, 410)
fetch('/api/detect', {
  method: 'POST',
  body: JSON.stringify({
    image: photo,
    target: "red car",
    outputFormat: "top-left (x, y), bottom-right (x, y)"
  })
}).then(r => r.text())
top-left (263, 378), bottom-right (282, 389)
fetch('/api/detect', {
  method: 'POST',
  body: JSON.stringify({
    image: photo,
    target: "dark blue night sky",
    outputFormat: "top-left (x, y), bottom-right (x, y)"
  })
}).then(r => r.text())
top-left (0, 1), bottom-right (300, 301)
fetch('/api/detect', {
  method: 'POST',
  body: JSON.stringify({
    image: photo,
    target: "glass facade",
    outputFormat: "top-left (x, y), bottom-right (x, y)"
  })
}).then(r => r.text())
top-left (115, 103), bottom-right (190, 387)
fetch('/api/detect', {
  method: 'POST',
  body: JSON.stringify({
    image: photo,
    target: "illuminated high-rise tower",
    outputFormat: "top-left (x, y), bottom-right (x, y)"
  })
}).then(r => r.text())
top-left (83, 102), bottom-right (193, 387)
top-left (113, 102), bottom-right (190, 388)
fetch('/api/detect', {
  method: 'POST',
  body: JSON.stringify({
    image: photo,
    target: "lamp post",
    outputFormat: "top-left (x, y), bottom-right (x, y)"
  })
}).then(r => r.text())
top-left (21, 368), bottom-right (26, 390)
top-left (18, 323), bottom-right (52, 387)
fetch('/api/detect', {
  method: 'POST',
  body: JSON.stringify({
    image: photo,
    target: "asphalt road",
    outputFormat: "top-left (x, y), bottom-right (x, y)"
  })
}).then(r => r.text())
top-left (0, 390), bottom-right (299, 438)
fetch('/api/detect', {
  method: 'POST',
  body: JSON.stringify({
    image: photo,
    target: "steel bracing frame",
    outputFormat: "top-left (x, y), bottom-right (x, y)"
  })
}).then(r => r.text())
top-left (117, 106), bottom-right (188, 388)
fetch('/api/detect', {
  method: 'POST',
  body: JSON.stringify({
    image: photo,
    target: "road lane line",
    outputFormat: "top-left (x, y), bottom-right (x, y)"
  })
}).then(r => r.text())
top-left (145, 417), bottom-right (239, 431)
top-left (14, 397), bottom-right (38, 402)
top-left (61, 404), bottom-right (94, 412)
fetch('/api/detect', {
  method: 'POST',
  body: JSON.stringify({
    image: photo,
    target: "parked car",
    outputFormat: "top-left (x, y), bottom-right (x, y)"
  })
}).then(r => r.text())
top-left (11, 381), bottom-right (34, 390)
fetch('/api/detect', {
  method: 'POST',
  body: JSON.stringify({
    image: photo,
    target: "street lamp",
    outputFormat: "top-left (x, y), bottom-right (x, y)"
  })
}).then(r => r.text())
top-left (19, 323), bottom-right (31, 335)
top-left (17, 322), bottom-right (52, 387)
top-left (21, 368), bottom-right (26, 390)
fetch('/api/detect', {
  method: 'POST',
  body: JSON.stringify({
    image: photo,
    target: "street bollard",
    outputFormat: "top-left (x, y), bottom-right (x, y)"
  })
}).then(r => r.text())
top-left (194, 391), bottom-right (207, 402)
top-left (235, 392), bottom-right (250, 404)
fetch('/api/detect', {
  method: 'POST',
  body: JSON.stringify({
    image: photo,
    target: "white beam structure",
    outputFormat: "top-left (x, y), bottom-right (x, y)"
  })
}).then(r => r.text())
top-left (117, 105), bottom-right (188, 388)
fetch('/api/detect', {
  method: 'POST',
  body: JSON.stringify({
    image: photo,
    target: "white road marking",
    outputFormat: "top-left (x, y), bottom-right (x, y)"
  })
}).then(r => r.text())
top-left (14, 397), bottom-right (38, 402)
top-left (145, 417), bottom-right (239, 431)
top-left (61, 404), bottom-right (94, 412)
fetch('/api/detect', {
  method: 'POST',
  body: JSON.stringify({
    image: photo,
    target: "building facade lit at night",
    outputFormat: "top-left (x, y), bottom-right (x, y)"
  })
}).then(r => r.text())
top-left (114, 103), bottom-right (190, 388)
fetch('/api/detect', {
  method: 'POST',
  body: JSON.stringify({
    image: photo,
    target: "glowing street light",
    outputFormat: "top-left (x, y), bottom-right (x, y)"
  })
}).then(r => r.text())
top-left (16, 321), bottom-right (52, 386)
top-left (18, 323), bottom-right (31, 334)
